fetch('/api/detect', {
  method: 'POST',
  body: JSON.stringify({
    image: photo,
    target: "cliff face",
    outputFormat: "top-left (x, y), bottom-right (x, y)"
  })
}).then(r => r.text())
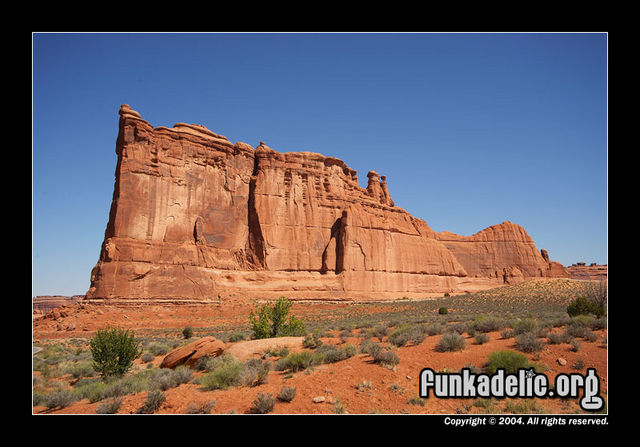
top-left (436, 223), bottom-right (570, 284)
top-left (86, 105), bottom-right (568, 302)
top-left (567, 263), bottom-right (607, 281)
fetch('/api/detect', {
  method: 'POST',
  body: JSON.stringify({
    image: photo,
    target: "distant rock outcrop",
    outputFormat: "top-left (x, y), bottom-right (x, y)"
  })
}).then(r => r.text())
top-left (567, 263), bottom-right (607, 281)
top-left (85, 105), bottom-right (569, 302)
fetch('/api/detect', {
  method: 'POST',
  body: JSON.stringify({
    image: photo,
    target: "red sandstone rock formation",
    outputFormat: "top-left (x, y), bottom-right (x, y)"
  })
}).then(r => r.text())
top-left (86, 105), bottom-right (568, 302)
top-left (567, 263), bottom-right (608, 281)
top-left (436, 223), bottom-right (569, 284)
top-left (160, 336), bottom-right (225, 369)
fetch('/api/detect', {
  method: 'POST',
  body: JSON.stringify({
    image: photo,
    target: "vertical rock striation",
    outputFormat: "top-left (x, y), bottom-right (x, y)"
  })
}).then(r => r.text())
top-left (86, 105), bottom-right (569, 302)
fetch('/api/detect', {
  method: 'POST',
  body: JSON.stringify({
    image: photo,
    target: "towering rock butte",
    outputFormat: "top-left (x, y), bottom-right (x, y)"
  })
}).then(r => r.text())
top-left (86, 105), bottom-right (569, 303)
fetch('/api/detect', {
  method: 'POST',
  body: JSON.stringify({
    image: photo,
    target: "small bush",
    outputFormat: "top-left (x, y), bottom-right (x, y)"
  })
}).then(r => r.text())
top-left (583, 329), bottom-right (598, 342)
top-left (278, 351), bottom-right (323, 372)
top-left (547, 332), bottom-right (573, 345)
top-left (371, 348), bottom-right (400, 368)
top-left (199, 356), bottom-right (246, 390)
top-left (303, 333), bottom-right (323, 349)
top-left (485, 350), bottom-right (532, 374)
top-left (227, 331), bottom-right (247, 343)
top-left (571, 339), bottom-right (581, 352)
top-left (407, 397), bottom-right (425, 406)
top-left (240, 359), bottom-right (271, 387)
top-left (185, 400), bottom-right (217, 414)
top-left (436, 333), bottom-right (466, 352)
top-left (149, 366), bottom-right (194, 391)
top-left (277, 386), bottom-right (297, 402)
top-left (438, 307), bottom-right (449, 315)
top-left (515, 332), bottom-right (545, 353)
top-left (42, 390), bottom-right (77, 409)
top-left (141, 352), bottom-right (155, 363)
top-left (513, 318), bottom-right (537, 335)
top-left (567, 296), bottom-right (605, 318)
top-left (90, 328), bottom-right (142, 378)
top-left (501, 328), bottom-right (516, 339)
top-left (96, 397), bottom-right (122, 414)
top-left (573, 358), bottom-right (585, 370)
top-left (249, 297), bottom-right (306, 339)
top-left (471, 316), bottom-right (506, 333)
top-left (137, 390), bottom-right (166, 414)
top-left (360, 339), bottom-right (383, 357)
top-left (372, 324), bottom-right (389, 341)
top-left (182, 326), bottom-right (194, 339)
top-left (252, 393), bottom-right (275, 414)
top-left (424, 323), bottom-right (445, 336)
top-left (388, 324), bottom-right (425, 347)
top-left (148, 343), bottom-right (170, 356)
top-left (474, 333), bottom-right (489, 345)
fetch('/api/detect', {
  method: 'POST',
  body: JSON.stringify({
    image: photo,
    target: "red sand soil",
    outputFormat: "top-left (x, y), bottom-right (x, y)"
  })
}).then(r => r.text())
top-left (33, 300), bottom-right (607, 415)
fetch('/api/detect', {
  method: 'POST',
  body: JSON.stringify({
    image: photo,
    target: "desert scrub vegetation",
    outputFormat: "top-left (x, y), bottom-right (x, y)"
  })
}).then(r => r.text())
top-left (387, 323), bottom-right (426, 347)
top-left (514, 332), bottom-right (545, 353)
top-left (484, 350), bottom-right (533, 374)
top-left (252, 392), bottom-right (276, 414)
top-left (185, 400), bottom-right (217, 414)
top-left (198, 355), bottom-right (271, 390)
top-left (249, 297), bottom-right (306, 339)
top-left (474, 333), bottom-right (490, 345)
top-left (435, 332), bottom-right (466, 352)
top-left (90, 328), bottom-right (142, 378)
top-left (277, 386), bottom-right (297, 402)
top-left (303, 332), bottom-right (323, 349)
top-left (503, 399), bottom-right (548, 414)
top-left (137, 390), bottom-right (166, 414)
top-left (148, 366), bottom-right (194, 391)
top-left (95, 397), bottom-right (123, 414)
top-left (182, 326), bottom-right (194, 339)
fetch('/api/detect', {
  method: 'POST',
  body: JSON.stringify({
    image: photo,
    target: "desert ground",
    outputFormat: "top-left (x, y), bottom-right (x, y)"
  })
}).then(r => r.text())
top-left (32, 278), bottom-right (607, 415)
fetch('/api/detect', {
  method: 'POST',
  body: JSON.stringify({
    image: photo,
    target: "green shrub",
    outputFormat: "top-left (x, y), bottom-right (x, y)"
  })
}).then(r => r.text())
top-left (65, 361), bottom-right (96, 379)
top-left (199, 356), bottom-right (246, 390)
top-left (547, 332), bottom-right (573, 344)
top-left (277, 386), bottom-right (297, 402)
top-left (96, 397), bottom-right (122, 414)
top-left (515, 332), bottom-right (545, 353)
top-left (42, 390), bottom-right (77, 409)
top-left (148, 343), bottom-right (170, 356)
top-left (252, 393), bottom-right (275, 414)
top-left (227, 331), bottom-right (247, 343)
top-left (89, 328), bottom-right (142, 378)
top-left (513, 318), bottom-right (537, 335)
top-left (149, 366), bottom-right (193, 391)
top-left (439, 307), bottom-right (449, 315)
top-left (423, 323), bottom-right (445, 336)
top-left (372, 324), bottom-right (389, 341)
top-left (371, 348), bottom-right (400, 368)
top-left (567, 296), bottom-right (605, 318)
top-left (485, 350), bottom-right (532, 374)
top-left (360, 339), bottom-right (383, 357)
top-left (303, 333), bottom-right (323, 349)
top-left (141, 352), bottom-right (155, 363)
top-left (571, 339), bottom-right (581, 352)
top-left (278, 351), bottom-right (323, 372)
top-left (185, 400), bottom-right (217, 414)
top-left (137, 390), bottom-right (165, 414)
top-left (388, 324), bottom-right (425, 347)
top-left (182, 326), bottom-right (194, 339)
top-left (407, 396), bottom-right (425, 406)
top-left (471, 316), bottom-right (506, 333)
top-left (240, 359), bottom-right (271, 386)
top-left (474, 333), bottom-right (489, 345)
top-left (436, 333), bottom-right (466, 352)
top-left (249, 297), bottom-right (306, 339)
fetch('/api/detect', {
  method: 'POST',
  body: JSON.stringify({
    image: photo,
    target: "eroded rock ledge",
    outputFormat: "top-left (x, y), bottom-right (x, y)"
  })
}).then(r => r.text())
top-left (86, 105), bottom-right (569, 302)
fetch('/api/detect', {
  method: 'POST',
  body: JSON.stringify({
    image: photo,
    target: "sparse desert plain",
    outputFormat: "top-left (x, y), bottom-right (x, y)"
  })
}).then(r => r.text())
top-left (32, 278), bottom-right (607, 415)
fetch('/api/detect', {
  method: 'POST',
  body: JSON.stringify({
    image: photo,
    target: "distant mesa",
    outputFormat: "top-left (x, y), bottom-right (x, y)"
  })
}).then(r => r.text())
top-left (567, 262), bottom-right (607, 281)
top-left (85, 105), bottom-right (571, 303)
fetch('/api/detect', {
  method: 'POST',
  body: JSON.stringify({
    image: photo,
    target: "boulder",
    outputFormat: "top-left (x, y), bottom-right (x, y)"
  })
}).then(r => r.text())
top-left (160, 336), bottom-right (225, 369)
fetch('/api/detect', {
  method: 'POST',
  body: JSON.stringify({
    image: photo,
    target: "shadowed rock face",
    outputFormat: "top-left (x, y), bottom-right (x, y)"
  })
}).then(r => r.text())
top-left (86, 105), bottom-right (568, 302)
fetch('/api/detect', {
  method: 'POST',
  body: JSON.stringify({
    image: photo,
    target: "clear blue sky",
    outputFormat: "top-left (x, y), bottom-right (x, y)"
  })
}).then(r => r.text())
top-left (32, 32), bottom-right (607, 297)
